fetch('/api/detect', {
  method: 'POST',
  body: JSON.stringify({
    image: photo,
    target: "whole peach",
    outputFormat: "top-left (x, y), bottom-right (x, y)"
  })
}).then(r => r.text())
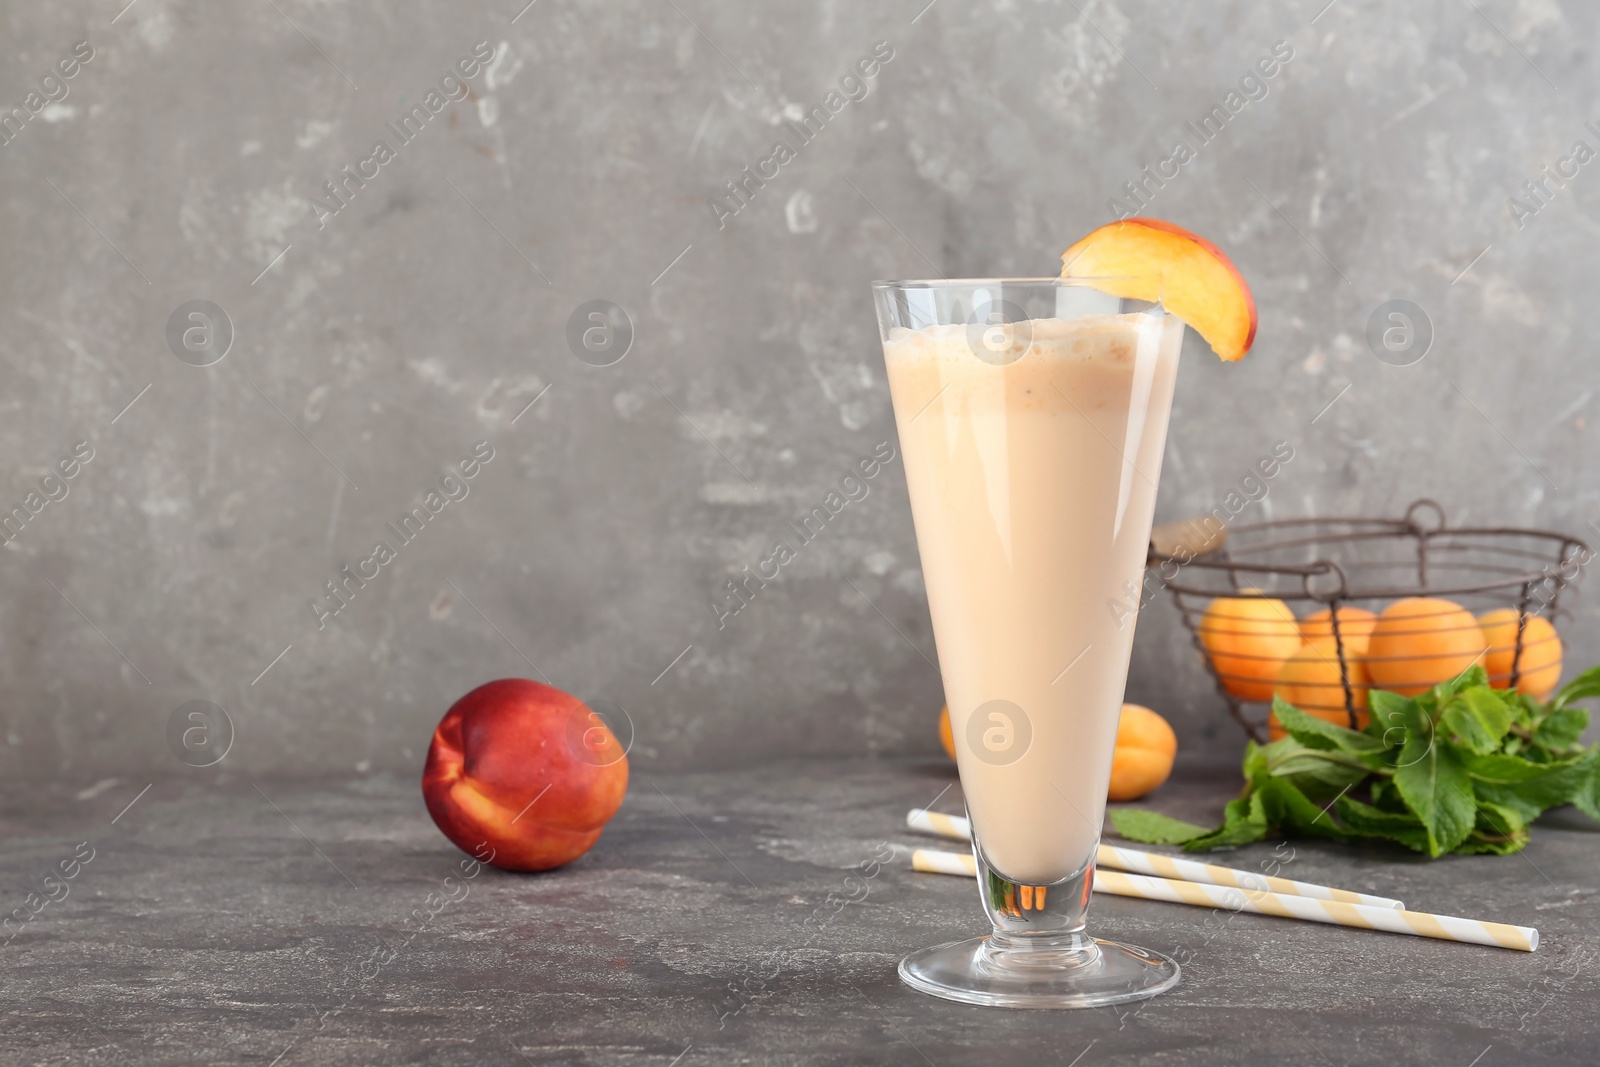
top-left (422, 679), bottom-right (628, 871)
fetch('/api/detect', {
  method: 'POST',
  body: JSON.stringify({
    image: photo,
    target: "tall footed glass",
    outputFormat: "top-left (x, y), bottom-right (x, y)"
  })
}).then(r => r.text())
top-left (874, 278), bottom-right (1184, 1008)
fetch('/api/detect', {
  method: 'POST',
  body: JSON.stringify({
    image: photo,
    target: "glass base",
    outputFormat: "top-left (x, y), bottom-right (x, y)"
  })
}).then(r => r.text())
top-left (898, 932), bottom-right (1180, 1009)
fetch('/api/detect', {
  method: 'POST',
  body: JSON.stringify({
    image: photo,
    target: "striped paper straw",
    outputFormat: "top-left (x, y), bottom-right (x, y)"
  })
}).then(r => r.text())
top-left (1094, 869), bottom-right (1537, 952)
top-left (909, 849), bottom-right (1537, 953)
top-left (912, 848), bottom-right (977, 877)
top-left (906, 807), bottom-right (972, 841)
top-left (1098, 843), bottom-right (1402, 911)
top-left (906, 808), bottom-right (1404, 911)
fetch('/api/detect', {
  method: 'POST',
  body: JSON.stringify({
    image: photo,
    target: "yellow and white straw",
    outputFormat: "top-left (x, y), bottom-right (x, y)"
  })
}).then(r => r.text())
top-left (909, 849), bottom-right (1538, 953)
top-left (905, 807), bottom-right (973, 841)
top-left (912, 848), bottom-right (982, 878)
top-left (906, 808), bottom-right (1404, 911)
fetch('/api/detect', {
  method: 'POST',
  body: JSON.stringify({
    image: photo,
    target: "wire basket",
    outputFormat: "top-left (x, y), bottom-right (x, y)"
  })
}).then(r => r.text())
top-left (1148, 499), bottom-right (1590, 742)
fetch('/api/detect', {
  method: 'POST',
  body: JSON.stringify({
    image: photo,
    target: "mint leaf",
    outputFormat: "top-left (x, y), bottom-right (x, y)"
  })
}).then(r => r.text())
top-left (1367, 689), bottom-right (1418, 747)
top-left (1262, 739), bottom-right (1374, 803)
top-left (1455, 836), bottom-right (1527, 855)
top-left (1510, 692), bottom-right (1544, 730)
top-left (1457, 800), bottom-right (1530, 855)
top-left (1572, 758), bottom-right (1600, 823)
top-left (1438, 687), bottom-right (1514, 754)
top-left (1470, 751), bottom-right (1593, 822)
top-left (1465, 752), bottom-right (1564, 784)
top-left (1369, 777), bottom-right (1406, 812)
top-left (1532, 705), bottom-right (1589, 751)
top-left (1334, 795), bottom-right (1432, 853)
top-left (1107, 808), bottom-right (1208, 845)
top-left (1270, 698), bottom-right (1388, 760)
top-left (1552, 665), bottom-right (1600, 711)
top-left (1473, 798), bottom-right (1528, 836)
top-left (1373, 692), bottom-right (1437, 767)
top-left (1391, 707), bottom-right (1476, 857)
top-left (1256, 777), bottom-right (1353, 842)
top-left (1436, 663), bottom-right (1490, 699)
top-left (1241, 739), bottom-right (1269, 787)
top-left (1181, 794), bottom-right (1269, 851)
top-left (1268, 697), bottom-right (1335, 751)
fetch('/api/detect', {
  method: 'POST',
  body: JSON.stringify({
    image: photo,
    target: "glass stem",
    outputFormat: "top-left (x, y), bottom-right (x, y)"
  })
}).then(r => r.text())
top-left (971, 815), bottom-right (1101, 958)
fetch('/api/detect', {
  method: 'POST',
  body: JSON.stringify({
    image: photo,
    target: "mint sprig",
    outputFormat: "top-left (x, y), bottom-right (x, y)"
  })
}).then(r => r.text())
top-left (1109, 664), bottom-right (1600, 857)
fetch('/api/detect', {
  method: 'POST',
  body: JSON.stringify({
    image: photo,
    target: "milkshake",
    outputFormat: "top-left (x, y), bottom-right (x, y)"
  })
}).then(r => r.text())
top-left (876, 223), bottom-right (1255, 1009)
top-left (883, 309), bottom-right (1183, 884)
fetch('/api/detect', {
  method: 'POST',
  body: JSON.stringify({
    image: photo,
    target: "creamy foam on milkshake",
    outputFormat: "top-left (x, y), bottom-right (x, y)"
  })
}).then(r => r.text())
top-left (884, 312), bottom-right (1183, 884)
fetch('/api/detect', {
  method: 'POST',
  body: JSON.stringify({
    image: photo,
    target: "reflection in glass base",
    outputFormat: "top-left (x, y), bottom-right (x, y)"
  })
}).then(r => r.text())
top-left (898, 932), bottom-right (1179, 1009)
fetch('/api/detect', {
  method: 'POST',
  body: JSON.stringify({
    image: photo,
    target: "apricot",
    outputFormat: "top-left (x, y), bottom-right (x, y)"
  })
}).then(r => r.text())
top-left (1198, 595), bottom-right (1302, 702)
top-left (938, 704), bottom-right (957, 760)
top-left (422, 679), bottom-right (628, 871)
top-left (1270, 639), bottom-right (1370, 740)
top-left (1364, 597), bottom-right (1486, 697)
top-left (1108, 703), bottom-right (1178, 802)
top-left (1478, 609), bottom-right (1563, 700)
top-left (1299, 605), bottom-right (1378, 656)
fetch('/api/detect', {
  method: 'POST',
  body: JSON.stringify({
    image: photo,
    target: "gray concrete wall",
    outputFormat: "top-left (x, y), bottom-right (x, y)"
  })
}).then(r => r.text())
top-left (2, 0), bottom-right (1595, 783)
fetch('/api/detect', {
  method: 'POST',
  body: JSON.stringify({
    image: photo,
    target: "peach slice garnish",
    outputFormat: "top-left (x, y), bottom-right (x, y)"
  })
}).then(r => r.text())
top-left (1061, 218), bottom-right (1257, 361)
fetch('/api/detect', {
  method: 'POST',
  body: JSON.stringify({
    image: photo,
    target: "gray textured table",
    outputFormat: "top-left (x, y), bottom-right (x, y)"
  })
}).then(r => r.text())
top-left (4, 760), bottom-right (1597, 1065)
